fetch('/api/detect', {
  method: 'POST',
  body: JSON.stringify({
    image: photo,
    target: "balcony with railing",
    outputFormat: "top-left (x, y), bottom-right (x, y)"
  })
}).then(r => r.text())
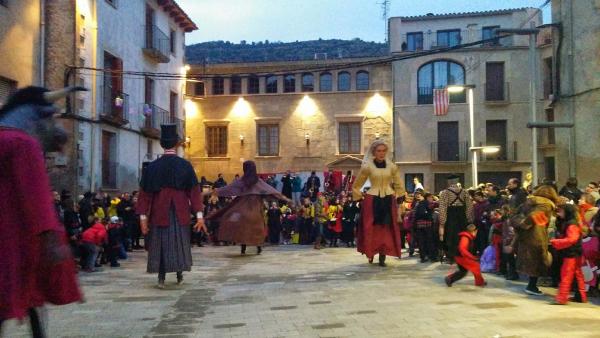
top-left (141, 104), bottom-right (185, 139)
top-left (480, 141), bottom-right (518, 162)
top-left (431, 142), bottom-right (469, 162)
top-left (484, 82), bottom-right (510, 103)
top-left (418, 87), bottom-right (466, 105)
top-left (100, 89), bottom-right (129, 126)
top-left (399, 29), bottom-right (515, 52)
top-left (143, 25), bottom-right (170, 63)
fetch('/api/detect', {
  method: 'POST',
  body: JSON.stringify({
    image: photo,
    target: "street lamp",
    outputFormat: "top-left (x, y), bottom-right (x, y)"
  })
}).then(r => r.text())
top-left (445, 84), bottom-right (482, 187)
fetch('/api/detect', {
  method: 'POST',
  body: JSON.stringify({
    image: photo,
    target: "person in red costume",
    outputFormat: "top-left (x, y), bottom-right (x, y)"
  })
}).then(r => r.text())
top-left (550, 204), bottom-right (587, 304)
top-left (445, 224), bottom-right (486, 287)
top-left (0, 86), bottom-right (85, 337)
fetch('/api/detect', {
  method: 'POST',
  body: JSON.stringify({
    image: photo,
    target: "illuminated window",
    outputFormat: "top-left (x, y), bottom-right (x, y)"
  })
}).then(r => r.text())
top-left (257, 124), bottom-right (279, 156)
top-left (338, 71), bottom-right (351, 91)
top-left (206, 126), bottom-right (227, 157)
top-left (319, 72), bottom-right (332, 92)
top-left (339, 122), bottom-right (361, 154)
top-left (356, 71), bottom-right (369, 90)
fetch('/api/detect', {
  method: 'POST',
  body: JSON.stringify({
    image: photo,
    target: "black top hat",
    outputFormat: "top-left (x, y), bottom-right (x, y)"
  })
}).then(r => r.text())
top-left (160, 124), bottom-right (180, 149)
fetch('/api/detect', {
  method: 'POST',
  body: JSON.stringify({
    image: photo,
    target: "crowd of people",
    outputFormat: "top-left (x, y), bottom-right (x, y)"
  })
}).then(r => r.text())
top-left (51, 170), bottom-right (600, 306)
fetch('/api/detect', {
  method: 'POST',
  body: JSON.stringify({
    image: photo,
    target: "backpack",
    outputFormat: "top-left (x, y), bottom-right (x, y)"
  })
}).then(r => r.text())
top-left (480, 245), bottom-right (496, 273)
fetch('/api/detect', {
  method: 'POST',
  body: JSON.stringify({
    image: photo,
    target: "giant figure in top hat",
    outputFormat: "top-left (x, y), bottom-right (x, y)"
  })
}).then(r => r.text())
top-left (0, 86), bottom-right (85, 337)
top-left (136, 124), bottom-right (206, 289)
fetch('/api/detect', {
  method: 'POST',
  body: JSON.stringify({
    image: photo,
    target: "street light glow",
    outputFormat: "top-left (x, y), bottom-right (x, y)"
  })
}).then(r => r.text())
top-left (482, 146), bottom-right (501, 154)
top-left (447, 85), bottom-right (466, 93)
top-left (297, 95), bottom-right (318, 118)
top-left (365, 92), bottom-right (388, 117)
top-left (231, 97), bottom-right (252, 117)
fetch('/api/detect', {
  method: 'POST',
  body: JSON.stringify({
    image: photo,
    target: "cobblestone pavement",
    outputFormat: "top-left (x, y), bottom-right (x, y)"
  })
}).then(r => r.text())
top-left (3, 245), bottom-right (599, 338)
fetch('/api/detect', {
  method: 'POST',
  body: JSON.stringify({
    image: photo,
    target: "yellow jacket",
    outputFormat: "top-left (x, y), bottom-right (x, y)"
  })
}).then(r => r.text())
top-left (352, 160), bottom-right (405, 200)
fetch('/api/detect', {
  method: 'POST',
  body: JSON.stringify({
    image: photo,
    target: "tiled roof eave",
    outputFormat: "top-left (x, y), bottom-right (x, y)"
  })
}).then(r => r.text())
top-left (157, 0), bottom-right (198, 32)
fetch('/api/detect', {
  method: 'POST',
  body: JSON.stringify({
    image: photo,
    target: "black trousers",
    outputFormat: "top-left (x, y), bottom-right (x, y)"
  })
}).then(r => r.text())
top-left (447, 264), bottom-right (469, 284)
top-left (499, 252), bottom-right (517, 275)
top-left (415, 226), bottom-right (437, 260)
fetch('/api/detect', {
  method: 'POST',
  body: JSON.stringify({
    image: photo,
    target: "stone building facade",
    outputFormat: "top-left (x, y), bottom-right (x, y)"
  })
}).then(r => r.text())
top-left (542, 0), bottom-right (600, 185)
top-left (42, 0), bottom-right (196, 194)
top-left (0, 0), bottom-right (43, 103)
top-left (185, 58), bottom-right (393, 181)
top-left (389, 8), bottom-right (543, 192)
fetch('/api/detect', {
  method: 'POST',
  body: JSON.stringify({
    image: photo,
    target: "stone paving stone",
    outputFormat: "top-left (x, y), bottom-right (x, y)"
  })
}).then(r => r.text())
top-left (2, 245), bottom-right (600, 337)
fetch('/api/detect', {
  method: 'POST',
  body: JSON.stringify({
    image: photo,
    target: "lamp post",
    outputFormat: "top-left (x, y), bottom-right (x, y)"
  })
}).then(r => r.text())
top-left (496, 26), bottom-right (541, 186)
top-left (447, 84), bottom-right (477, 186)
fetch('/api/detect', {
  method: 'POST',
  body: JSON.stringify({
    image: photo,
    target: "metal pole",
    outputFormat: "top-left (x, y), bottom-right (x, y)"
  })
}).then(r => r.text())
top-left (468, 88), bottom-right (478, 187)
top-left (529, 24), bottom-right (539, 186)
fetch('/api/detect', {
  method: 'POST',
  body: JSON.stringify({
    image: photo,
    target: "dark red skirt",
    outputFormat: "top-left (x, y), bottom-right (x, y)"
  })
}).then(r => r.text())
top-left (357, 194), bottom-right (402, 259)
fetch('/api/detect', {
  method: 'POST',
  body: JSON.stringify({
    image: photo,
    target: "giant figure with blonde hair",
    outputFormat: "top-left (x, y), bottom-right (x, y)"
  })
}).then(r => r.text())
top-left (352, 140), bottom-right (405, 266)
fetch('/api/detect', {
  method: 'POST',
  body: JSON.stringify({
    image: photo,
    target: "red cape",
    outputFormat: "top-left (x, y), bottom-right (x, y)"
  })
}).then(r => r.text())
top-left (0, 128), bottom-right (82, 320)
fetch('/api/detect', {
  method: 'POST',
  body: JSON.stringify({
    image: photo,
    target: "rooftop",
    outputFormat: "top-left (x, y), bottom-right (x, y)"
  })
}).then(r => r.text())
top-left (395, 7), bottom-right (538, 21)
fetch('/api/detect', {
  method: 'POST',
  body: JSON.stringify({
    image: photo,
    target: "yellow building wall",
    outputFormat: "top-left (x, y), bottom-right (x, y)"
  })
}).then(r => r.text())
top-left (185, 91), bottom-right (393, 181)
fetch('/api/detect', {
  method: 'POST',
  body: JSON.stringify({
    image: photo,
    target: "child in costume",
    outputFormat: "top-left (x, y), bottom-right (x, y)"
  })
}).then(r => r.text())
top-left (445, 224), bottom-right (486, 287)
top-left (550, 203), bottom-right (587, 304)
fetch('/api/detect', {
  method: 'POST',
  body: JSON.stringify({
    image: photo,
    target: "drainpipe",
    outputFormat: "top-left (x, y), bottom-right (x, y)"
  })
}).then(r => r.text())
top-left (90, 0), bottom-right (98, 192)
top-left (566, 0), bottom-right (576, 178)
top-left (39, 0), bottom-right (45, 86)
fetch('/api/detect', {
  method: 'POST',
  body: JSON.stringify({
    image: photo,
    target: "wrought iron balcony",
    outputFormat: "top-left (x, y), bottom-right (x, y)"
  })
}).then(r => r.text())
top-left (431, 142), bottom-right (469, 162)
top-left (143, 25), bottom-right (170, 63)
top-left (480, 141), bottom-right (518, 162)
top-left (418, 87), bottom-right (466, 105)
top-left (141, 104), bottom-right (184, 140)
top-left (100, 89), bottom-right (129, 126)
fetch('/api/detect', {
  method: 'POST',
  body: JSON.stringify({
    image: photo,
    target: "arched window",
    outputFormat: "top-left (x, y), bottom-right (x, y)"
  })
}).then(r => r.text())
top-left (338, 71), bottom-right (351, 91)
top-left (265, 75), bottom-right (278, 93)
top-left (319, 72), bottom-right (332, 92)
top-left (301, 73), bottom-right (314, 92)
top-left (284, 74), bottom-right (296, 93)
top-left (356, 71), bottom-right (369, 90)
top-left (417, 60), bottom-right (465, 104)
top-left (247, 75), bottom-right (260, 94)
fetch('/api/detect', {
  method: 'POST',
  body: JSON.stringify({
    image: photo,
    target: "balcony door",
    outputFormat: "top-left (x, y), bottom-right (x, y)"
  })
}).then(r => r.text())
top-left (485, 120), bottom-right (507, 160)
top-left (437, 121), bottom-right (459, 161)
top-left (101, 130), bottom-right (117, 188)
top-left (145, 5), bottom-right (155, 48)
top-left (485, 62), bottom-right (505, 101)
top-left (103, 52), bottom-right (123, 117)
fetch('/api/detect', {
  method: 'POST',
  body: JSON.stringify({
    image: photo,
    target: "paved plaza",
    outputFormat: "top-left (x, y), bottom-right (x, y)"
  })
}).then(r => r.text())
top-left (3, 245), bottom-right (599, 338)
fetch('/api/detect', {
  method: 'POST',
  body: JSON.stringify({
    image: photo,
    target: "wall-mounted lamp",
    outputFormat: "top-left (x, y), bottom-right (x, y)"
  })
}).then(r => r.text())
top-left (114, 95), bottom-right (124, 108)
top-left (184, 136), bottom-right (191, 148)
top-left (305, 132), bottom-right (310, 145)
top-left (375, 132), bottom-right (381, 139)
top-left (239, 134), bottom-right (245, 145)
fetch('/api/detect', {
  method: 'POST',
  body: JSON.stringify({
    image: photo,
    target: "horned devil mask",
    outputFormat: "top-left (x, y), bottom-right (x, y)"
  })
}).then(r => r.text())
top-left (0, 86), bottom-right (87, 152)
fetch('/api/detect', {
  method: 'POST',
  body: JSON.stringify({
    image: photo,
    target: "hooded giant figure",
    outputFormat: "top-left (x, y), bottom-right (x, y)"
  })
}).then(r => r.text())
top-left (136, 124), bottom-right (206, 289)
top-left (0, 86), bottom-right (85, 335)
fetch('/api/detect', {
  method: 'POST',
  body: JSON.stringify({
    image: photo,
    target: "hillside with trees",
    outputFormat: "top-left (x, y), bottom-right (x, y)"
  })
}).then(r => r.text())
top-left (185, 39), bottom-right (388, 64)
